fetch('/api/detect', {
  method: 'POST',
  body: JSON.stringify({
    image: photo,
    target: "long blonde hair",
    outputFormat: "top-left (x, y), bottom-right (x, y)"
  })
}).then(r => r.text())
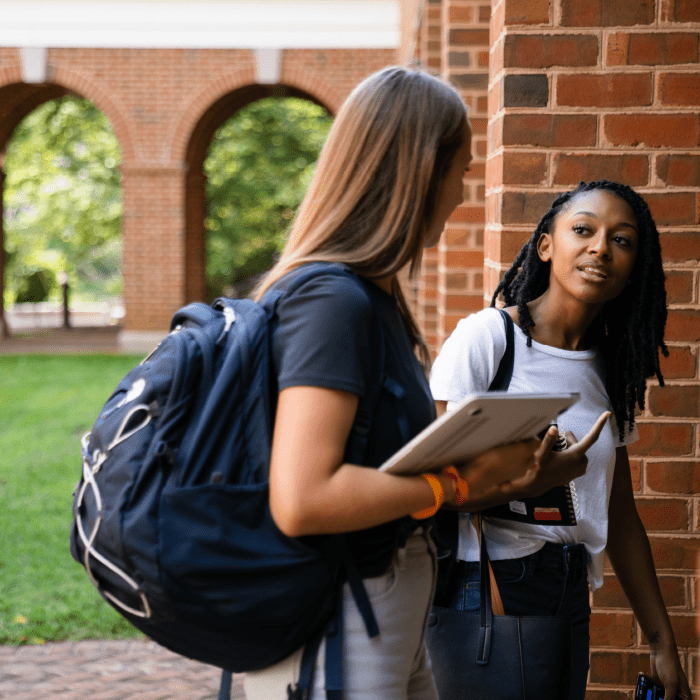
top-left (256, 66), bottom-right (468, 365)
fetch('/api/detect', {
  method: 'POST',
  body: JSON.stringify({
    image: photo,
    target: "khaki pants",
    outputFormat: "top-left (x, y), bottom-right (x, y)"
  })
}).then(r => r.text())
top-left (244, 528), bottom-right (438, 700)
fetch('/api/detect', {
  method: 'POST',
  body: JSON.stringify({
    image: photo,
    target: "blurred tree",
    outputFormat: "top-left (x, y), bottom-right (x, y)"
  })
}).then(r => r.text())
top-left (14, 269), bottom-right (54, 303)
top-left (204, 97), bottom-right (332, 298)
top-left (3, 95), bottom-right (122, 305)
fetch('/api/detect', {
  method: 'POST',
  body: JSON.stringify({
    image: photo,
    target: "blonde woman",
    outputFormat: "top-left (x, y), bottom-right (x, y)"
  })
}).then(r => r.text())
top-left (243, 66), bottom-right (540, 700)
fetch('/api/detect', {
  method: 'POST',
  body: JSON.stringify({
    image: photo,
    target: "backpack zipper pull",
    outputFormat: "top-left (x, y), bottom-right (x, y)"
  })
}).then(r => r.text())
top-left (223, 306), bottom-right (236, 333)
top-left (216, 306), bottom-right (236, 345)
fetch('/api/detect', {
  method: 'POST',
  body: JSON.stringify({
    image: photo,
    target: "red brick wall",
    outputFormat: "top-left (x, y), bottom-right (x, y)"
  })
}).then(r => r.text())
top-left (0, 46), bottom-right (395, 332)
top-left (484, 1), bottom-right (700, 698)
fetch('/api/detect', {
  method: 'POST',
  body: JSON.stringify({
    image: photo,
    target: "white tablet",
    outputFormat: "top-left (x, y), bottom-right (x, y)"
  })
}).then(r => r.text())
top-left (378, 392), bottom-right (579, 475)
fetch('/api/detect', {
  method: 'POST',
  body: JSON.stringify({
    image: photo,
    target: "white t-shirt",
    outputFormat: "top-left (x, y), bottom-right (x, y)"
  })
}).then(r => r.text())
top-left (429, 307), bottom-right (638, 589)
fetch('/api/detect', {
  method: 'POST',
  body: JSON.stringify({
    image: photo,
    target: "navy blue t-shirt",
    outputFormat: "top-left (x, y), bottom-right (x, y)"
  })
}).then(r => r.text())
top-left (269, 264), bottom-right (436, 576)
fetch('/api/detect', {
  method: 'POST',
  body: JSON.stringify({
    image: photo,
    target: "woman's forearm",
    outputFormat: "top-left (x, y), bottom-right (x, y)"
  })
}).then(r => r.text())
top-left (273, 460), bottom-right (458, 537)
top-left (607, 506), bottom-right (676, 648)
top-left (606, 447), bottom-right (677, 650)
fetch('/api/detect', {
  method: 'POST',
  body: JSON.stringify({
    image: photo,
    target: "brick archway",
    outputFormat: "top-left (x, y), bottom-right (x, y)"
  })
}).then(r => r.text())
top-left (183, 82), bottom-right (334, 304)
top-left (0, 83), bottom-right (69, 152)
top-left (278, 65), bottom-right (344, 115)
top-left (45, 65), bottom-right (137, 164)
top-left (0, 77), bottom-right (129, 338)
top-left (0, 67), bottom-right (136, 166)
top-left (169, 66), bottom-right (338, 168)
top-left (0, 82), bottom-right (67, 337)
top-left (0, 44), bottom-right (395, 346)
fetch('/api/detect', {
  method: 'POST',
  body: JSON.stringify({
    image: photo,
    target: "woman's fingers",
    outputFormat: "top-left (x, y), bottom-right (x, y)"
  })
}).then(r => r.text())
top-left (458, 439), bottom-right (539, 496)
top-left (497, 466), bottom-right (539, 495)
top-left (535, 425), bottom-right (559, 463)
top-left (456, 413), bottom-right (609, 499)
top-left (572, 411), bottom-right (611, 454)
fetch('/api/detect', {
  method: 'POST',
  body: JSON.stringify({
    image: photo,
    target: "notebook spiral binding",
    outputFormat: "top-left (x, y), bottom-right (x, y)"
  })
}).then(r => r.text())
top-left (553, 426), bottom-right (580, 524)
top-left (568, 481), bottom-right (581, 523)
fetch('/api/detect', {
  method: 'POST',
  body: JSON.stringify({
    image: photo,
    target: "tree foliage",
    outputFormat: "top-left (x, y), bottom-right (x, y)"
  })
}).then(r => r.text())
top-left (204, 97), bottom-right (332, 298)
top-left (3, 96), bottom-right (122, 303)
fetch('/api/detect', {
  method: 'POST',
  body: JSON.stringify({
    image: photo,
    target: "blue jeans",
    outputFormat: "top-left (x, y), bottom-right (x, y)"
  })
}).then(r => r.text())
top-left (447, 542), bottom-right (591, 700)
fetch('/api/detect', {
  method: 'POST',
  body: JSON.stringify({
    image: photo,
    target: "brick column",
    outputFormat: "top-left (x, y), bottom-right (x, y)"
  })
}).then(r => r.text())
top-left (419, 0), bottom-right (444, 71)
top-left (436, 0), bottom-right (490, 350)
top-left (184, 168), bottom-right (207, 304)
top-left (415, 0), bottom-right (444, 351)
top-left (405, 0), bottom-right (491, 356)
top-left (486, 1), bottom-right (700, 697)
top-left (119, 165), bottom-right (187, 352)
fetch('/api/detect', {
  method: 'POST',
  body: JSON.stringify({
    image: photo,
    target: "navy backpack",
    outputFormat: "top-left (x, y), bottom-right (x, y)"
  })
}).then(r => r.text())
top-left (70, 263), bottom-right (381, 699)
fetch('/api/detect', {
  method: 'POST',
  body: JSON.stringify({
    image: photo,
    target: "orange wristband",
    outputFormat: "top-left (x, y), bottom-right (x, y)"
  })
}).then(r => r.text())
top-left (411, 474), bottom-right (444, 520)
top-left (443, 466), bottom-right (469, 504)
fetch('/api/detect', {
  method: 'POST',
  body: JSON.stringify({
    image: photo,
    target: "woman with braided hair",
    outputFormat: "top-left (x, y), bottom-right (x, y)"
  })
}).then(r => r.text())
top-left (430, 181), bottom-right (692, 700)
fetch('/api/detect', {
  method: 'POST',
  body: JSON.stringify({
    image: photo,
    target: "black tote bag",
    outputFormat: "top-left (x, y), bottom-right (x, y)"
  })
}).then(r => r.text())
top-left (426, 516), bottom-right (572, 700)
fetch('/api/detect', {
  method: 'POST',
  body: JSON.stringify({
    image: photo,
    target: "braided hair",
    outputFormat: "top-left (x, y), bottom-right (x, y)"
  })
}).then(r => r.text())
top-left (491, 180), bottom-right (668, 440)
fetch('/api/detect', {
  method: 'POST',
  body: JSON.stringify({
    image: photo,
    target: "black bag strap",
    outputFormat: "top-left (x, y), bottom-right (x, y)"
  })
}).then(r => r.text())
top-left (323, 595), bottom-right (344, 700)
top-left (292, 626), bottom-right (325, 700)
top-left (217, 670), bottom-right (232, 700)
top-left (289, 583), bottom-right (347, 700)
top-left (433, 307), bottom-right (515, 606)
top-left (471, 513), bottom-right (505, 666)
top-left (488, 308), bottom-right (515, 392)
top-left (476, 514), bottom-right (494, 665)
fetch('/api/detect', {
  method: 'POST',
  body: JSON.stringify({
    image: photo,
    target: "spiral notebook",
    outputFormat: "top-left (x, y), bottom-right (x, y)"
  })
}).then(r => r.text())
top-left (481, 481), bottom-right (579, 526)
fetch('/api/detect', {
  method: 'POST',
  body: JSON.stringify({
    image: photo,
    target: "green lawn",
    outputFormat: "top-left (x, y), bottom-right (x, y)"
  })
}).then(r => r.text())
top-left (0, 354), bottom-right (147, 644)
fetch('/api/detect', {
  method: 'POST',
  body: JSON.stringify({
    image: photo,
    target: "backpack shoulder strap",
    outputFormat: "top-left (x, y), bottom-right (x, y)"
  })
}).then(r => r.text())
top-left (487, 308), bottom-right (515, 393)
top-left (262, 262), bottom-right (386, 466)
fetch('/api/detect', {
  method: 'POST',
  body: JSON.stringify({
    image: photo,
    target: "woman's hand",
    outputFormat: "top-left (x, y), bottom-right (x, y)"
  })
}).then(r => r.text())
top-left (520, 411), bottom-right (611, 498)
top-left (650, 645), bottom-right (692, 700)
top-left (447, 410), bottom-right (610, 505)
top-left (453, 438), bottom-right (540, 499)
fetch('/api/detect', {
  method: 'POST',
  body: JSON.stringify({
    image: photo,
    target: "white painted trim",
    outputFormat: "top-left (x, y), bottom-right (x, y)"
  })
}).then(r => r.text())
top-left (255, 48), bottom-right (282, 84)
top-left (20, 46), bottom-right (48, 83)
top-left (0, 1), bottom-right (399, 49)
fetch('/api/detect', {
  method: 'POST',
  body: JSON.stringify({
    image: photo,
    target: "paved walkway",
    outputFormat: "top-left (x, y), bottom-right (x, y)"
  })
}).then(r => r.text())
top-left (1, 327), bottom-right (246, 699)
top-left (0, 640), bottom-right (246, 700)
top-left (0, 326), bottom-right (121, 355)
